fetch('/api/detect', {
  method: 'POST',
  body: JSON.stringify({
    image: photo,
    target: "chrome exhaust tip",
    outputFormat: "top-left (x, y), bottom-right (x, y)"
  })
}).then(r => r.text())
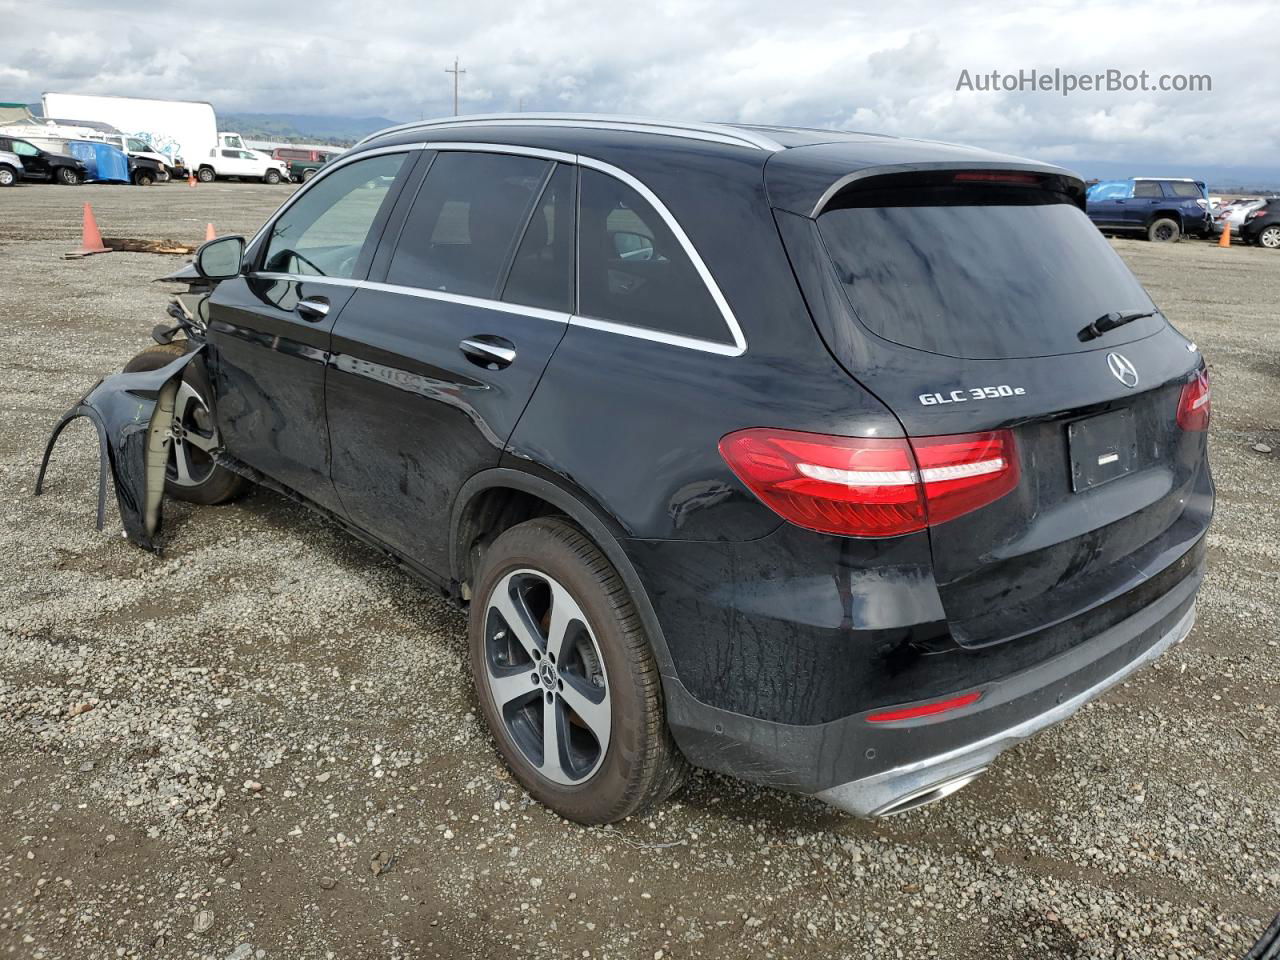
top-left (871, 767), bottom-right (987, 818)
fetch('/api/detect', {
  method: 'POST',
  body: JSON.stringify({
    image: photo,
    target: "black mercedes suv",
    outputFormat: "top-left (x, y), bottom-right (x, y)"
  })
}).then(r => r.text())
top-left (120, 114), bottom-right (1213, 824)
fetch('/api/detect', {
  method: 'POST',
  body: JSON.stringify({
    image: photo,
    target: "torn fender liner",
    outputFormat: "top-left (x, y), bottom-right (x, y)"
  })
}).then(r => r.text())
top-left (35, 346), bottom-right (202, 553)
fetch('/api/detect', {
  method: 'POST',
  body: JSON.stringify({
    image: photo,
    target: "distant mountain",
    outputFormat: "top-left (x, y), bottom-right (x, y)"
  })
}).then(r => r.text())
top-left (1052, 158), bottom-right (1280, 194)
top-left (218, 112), bottom-right (403, 147)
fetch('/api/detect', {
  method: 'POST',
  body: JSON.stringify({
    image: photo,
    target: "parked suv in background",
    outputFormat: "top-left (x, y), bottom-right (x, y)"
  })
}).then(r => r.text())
top-left (136, 115), bottom-right (1213, 824)
top-left (0, 135), bottom-right (87, 184)
top-left (0, 148), bottom-right (22, 187)
top-left (1238, 197), bottom-right (1280, 248)
top-left (1086, 177), bottom-right (1213, 241)
top-left (272, 146), bottom-right (339, 183)
top-left (196, 148), bottom-right (289, 184)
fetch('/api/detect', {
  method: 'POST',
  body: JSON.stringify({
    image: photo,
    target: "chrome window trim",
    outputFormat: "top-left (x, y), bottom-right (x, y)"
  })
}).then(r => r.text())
top-left (575, 156), bottom-right (746, 357)
top-left (247, 142), bottom-right (748, 357)
top-left (355, 113), bottom-right (785, 152)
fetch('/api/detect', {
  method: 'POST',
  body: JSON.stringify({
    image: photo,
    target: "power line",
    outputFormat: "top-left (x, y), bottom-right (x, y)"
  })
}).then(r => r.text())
top-left (445, 57), bottom-right (466, 117)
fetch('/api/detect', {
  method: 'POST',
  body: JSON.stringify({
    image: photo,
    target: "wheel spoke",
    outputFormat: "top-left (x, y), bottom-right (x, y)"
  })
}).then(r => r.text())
top-left (539, 697), bottom-right (567, 779)
top-left (488, 668), bottom-right (536, 709)
top-left (559, 675), bottom-right (611, 745)
top-left (543, 578), bottom-right (583, 663)
top-left (489, 583), bottom-right (545, 660)
top-left (171, 441), bottom-right (193, 483)
top-left (185, 430), bottom-right (217, 452)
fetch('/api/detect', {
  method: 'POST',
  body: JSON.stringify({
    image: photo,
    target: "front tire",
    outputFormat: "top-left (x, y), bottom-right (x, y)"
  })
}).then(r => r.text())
top-left (469, 518), bottom-right (686, 824)
top-left (1258, 225), bottom-right (1280, 249)
top-left (122, 343), bottom-right (250, 505)
top-left (264, 169), bottom-right (281, 185)
top-left (1148, 217), bottom-right (1180, 242)
top-left (197, 167), bottom-right (215, 183)
top-left (55, 166), bottom-right (81, 185)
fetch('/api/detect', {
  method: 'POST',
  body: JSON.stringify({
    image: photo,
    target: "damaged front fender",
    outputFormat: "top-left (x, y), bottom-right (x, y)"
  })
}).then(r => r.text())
top-left (35, 346), bottom-right (202, 553)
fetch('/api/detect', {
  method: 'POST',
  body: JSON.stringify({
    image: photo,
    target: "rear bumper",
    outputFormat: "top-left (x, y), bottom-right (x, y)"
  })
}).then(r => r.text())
top-left (657, 547), bottom-right (1203, 815)
top-left (818, 597), bottom-right (1196, 816)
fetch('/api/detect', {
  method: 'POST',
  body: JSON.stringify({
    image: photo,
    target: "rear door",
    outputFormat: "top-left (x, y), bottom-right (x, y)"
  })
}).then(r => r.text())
top-left (1128, 178), bottom-right (1166, 228)
top-left (205, 149), bottom-right (414, 509)
top-left (791, 170), bottom-right (1211, 647)
top-left (325, 149), bottom-right (575, 575)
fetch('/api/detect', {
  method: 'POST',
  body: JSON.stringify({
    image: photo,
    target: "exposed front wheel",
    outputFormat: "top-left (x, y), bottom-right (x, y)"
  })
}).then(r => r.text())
top-left (1259, 225), bottom-right (1280, 249)
top-left (55, 166), bottom-right (81, 185)
top-left (133, 170), bottom-right (154, 186)
top-left (121, 343), bottom-right (250, 505)
top-left (1148, 218), bottom-right (1180, 242)
top-left (197, 167), bottom-right (215, 183)
top-left (264, 169), bottom-right (281, 184)
top-left (469, 518), bottom-right (686, 824)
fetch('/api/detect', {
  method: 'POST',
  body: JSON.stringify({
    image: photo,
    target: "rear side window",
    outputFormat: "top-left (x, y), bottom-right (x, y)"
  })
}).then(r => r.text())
top-left (501, 163), bottom-right (575, 313)
top-left (1167, 181), bottom-right (1203, 198)
top-left (578, 169), bottom-right (728, 344)
top-left (816, 177), bottom-right (1160, 360)
top-left (262, 152), bottom-right (407, 278)
top-left (388, 151), bottom-right (550, 298)
top-left (1133, 180), bottom-right (1163, 198)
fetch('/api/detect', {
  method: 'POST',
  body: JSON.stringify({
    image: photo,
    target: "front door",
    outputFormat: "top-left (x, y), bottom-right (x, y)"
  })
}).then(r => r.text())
top-left (326, 150), bottom-right (576, 575)
top-left (204, 150), bottom-right (416, 509)
top-left (5, 139), bottom-right (49, 179)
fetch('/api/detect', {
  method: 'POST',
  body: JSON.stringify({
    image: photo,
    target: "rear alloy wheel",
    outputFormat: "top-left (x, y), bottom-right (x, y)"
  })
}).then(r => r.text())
top-left (197, 167), bottom-right (215, 183)
top-left (1148, 217), bottom-right (1180, 242)
top-left (56, 166), bottom-right (81, 185)
top-left (1259, 225), bottom-right (1280, 249)
top-left (0, 165), bottom-right (16, 187)
top-left (469, 518), bottom-right (686, 824)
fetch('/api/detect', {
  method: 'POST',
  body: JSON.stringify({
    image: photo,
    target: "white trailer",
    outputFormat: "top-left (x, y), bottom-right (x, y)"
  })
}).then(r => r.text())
top-left (41, 92), bottom-right (217, 177)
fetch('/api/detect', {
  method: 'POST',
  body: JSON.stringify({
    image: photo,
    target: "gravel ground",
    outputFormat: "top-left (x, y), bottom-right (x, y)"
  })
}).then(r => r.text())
top-left (0, 182), bottom-right (1277, 960)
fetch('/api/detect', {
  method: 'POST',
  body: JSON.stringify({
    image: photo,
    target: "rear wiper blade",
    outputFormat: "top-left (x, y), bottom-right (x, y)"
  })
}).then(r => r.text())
top-left (1077, 309), bottom-right (1159, 342)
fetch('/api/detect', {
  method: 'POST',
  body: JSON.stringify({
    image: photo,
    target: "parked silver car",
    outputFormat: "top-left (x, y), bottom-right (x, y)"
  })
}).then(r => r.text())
top-left (0, 149), bottom-right (24, 187)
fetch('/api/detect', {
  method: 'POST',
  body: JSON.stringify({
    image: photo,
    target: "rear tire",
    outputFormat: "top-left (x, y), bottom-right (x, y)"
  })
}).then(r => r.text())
top-left (1148, 218), bottom-right (1180, 242)
top-left (197, 167), bottom-right (215, 183)
top-left (469, 517), bottom-right (687, 824)
top-left (302, 168), bottom-right (317, 182)
top-left (122, 343), bottom-right (250, 505)
top-left (0, 164), bottom-right (16, 187)
top-left (133, 170), bottom-right (154, 186)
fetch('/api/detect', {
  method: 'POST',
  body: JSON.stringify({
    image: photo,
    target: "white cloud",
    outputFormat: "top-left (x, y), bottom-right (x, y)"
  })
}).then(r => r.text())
top-left (4, 0), bottom-right (1278, 166)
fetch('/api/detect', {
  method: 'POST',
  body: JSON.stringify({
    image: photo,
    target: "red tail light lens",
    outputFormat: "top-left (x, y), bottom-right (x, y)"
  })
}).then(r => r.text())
top-left (718, 428), bottom-right (1019, 538)
top-left (1177, 368), bottom-right (1211, 431)
top-left (866, 690), bottom-right (983, 724)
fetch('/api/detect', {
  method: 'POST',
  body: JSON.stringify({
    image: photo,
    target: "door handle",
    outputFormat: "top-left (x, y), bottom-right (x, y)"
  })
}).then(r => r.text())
top-left (460, 336), bottom-right (516, 369)
top-left (297, 297), bottom-right (330, 321)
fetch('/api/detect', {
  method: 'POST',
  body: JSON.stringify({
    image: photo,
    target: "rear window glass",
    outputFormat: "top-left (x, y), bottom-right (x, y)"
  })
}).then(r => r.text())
top-left (816, 181), bottom-right (1160, 360)
top-left (1167, 181), bottom-right (1204, 198)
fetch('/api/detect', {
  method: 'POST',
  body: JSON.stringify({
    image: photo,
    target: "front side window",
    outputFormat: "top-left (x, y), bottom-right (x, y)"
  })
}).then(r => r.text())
top-left (1133, 180), bottom-right (1163, 198)
top-left (262, 153), bottom-right (407, 278)
top-left (1087, 181), bottom-right (1132, 201)
top-left (221, 149), bottom-right (239, 159)
top-left (127, 138), bottom-right (149, 152)
top-left (577, 170), bottom-right (728, 343)
top-left (387, 151), bottom-right (551, 298)
top-left (12, 140), bottom-right (39, 157)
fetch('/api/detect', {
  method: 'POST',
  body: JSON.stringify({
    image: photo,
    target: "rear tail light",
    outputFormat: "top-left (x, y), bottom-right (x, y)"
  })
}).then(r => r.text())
top-left (1247, 208), bottom-right (1267, 220)
top-left (718, 427), bottom-right (1019, 538)
top-left (1177, 368), bottom-right (1211, 431)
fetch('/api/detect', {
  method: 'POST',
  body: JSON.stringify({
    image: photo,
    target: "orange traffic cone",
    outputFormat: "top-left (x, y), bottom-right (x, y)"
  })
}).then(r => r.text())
top-left (1219, 222), bottom-right (1231, 247)
top-left (65, 202), bottom-right (111, 258)
top-left (205, 223), bottom-right (216, 243)
top-left (188, 173), bottom-right (197, 187)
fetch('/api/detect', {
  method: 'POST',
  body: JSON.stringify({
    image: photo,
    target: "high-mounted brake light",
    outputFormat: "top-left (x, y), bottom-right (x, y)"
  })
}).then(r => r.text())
top-left (1176, 368), bottom-right (1211, 431)
top-left (866, 690), bottom-right (983, 724)
top-left (952, 171), bottom-right (1041, 185)
top-left (718, 428), bottom-right (1019, 538)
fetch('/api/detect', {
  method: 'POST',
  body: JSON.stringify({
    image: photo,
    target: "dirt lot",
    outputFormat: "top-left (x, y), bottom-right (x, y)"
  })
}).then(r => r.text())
top-left (1, 182), bottom-right (1277, 960)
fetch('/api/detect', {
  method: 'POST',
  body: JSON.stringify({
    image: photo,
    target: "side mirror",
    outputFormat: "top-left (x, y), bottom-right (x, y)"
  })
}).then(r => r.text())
top-left (194, 235), bottom-right (245, 280)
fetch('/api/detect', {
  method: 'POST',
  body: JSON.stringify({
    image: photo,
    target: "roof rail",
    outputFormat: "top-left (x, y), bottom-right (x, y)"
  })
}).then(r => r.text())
top-left (354, 113), bottom-right (786, 152)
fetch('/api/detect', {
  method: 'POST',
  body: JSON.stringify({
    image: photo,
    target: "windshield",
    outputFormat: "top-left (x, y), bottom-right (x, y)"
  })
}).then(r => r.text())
top-left (816, 185), bottom-right (1161, 360)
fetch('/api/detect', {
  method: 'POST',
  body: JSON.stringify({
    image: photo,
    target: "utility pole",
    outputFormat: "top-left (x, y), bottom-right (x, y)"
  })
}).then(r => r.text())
top-left (445, 57), bottom-right (466, 116)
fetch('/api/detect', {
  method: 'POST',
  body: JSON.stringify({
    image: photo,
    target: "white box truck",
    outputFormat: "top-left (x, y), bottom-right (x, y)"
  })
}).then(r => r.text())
top-left (41, 92), bottom-right (216, 179)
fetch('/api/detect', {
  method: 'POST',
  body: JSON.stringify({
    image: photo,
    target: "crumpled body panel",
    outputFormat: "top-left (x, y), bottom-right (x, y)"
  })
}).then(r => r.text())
top-left (35, 347), bottom-right (201, 553)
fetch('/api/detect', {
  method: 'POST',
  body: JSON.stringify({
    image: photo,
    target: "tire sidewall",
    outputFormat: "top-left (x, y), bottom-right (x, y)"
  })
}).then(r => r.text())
top-left (1148, 218), bottom-right (1179, 242)
top-left (0, 165), bottom-right (15, 187)
top-left (468, 521), bottom-right (656, 824)
top-left (57, 166), bottom-right (79, 185)
top-left (1260, 226), bottom-right (1280, 249)
top-left (198, 167), bottom-right (215, 183)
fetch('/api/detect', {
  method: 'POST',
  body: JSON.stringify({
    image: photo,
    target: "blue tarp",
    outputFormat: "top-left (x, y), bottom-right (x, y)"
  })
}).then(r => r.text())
top-left (67, 140), bottom-right (130, 183)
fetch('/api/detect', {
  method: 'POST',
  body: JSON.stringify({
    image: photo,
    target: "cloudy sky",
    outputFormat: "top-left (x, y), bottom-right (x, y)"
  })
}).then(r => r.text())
top-left (3, 0), bottom-right (1277, 171)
